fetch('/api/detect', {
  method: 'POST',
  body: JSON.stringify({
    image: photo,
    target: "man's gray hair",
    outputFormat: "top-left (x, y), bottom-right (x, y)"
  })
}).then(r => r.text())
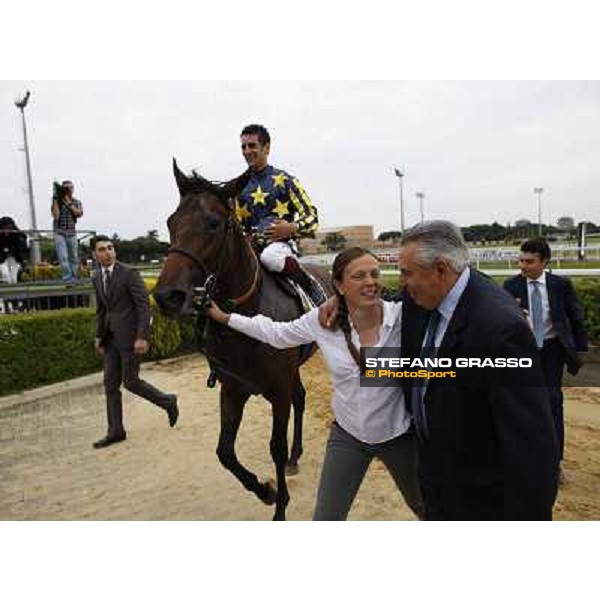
top-left (400, 220), bottom-right (470, 272)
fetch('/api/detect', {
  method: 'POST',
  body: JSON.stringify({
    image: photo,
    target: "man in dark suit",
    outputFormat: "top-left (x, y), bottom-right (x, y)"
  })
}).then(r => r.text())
top-left (92, 235), bottom-right (179, 449)
top-left (503, 238), bottom-right (588, 470)
top-left (399, 221), bottom-right (559, 520)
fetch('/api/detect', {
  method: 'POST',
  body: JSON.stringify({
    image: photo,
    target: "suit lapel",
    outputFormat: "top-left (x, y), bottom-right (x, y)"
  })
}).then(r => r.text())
top-left (545, 272), bottom-right (560, 323)
top-left (516, 275), bottom-right (528, 311)
top-left (107, 262), bottom-right (120, 301)
top-left (437, 292), bottom-right (469, 359)
top-left (93, 270), bottom-right (108, 304)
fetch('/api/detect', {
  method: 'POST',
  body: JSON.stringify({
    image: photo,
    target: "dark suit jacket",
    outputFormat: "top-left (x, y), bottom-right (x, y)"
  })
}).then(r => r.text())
top-left (93, 261), bottom-right (151, 351)
top-left (503, 272), bottom-right (588, 375)
top-left (402, 270), bottom-right (559, 520)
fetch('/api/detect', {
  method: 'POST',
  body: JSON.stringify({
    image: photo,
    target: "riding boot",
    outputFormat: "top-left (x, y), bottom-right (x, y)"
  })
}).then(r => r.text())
top-left (281, 256), bottom-right (327, 306)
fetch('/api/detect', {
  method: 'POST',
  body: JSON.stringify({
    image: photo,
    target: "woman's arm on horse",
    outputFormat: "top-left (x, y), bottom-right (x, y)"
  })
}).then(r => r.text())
top-left (207, 301), bottom-right (318, 348)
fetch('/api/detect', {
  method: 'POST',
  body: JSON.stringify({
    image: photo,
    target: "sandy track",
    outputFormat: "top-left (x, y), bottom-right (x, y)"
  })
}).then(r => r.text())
top-left (1, 353), bottom-right (598, 520)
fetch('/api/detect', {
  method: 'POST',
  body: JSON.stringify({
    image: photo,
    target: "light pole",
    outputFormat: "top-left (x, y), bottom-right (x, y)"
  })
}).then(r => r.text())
top-left (14, 90), bottom-right (41, 264)
top-left (394, 167), bottom-right (405, 237)
top-left (534, 187), bottom-right (544, 237)
top-left (416, 192), bottom-right (425, 222)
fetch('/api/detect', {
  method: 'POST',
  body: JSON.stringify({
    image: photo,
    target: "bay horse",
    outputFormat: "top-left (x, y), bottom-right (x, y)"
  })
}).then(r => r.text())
top-left (154, 160), bottom-right (332, 520)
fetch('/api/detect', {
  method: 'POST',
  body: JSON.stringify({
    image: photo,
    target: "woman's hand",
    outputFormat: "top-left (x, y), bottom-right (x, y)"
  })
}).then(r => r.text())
top-left (318, 295), bottom-right (339, 329)
top-left (206, 301), bottom-right (231, 325)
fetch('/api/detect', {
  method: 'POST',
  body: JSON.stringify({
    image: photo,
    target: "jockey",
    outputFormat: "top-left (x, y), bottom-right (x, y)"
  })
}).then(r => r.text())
top-left (236, 124), bottom-right (325, 305)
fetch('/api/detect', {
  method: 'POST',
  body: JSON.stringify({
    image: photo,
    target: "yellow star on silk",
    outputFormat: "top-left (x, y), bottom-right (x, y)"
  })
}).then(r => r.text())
top-left (273, 200), bottom-right (290, 219)
top-left (272, 173), bottom-right (287, 188)
top-left (235, 201), bottom-right (251, 221)
top-left (250, 185), bottom-right (269, 205)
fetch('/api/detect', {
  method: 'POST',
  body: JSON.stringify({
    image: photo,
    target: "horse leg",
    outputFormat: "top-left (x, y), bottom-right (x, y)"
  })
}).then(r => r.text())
top-left (216, 387), bottom-right (277, 506)
top-left (270, 400), bottom-right (291, 521)
top-left (287, 376), bottom-right (306, 476)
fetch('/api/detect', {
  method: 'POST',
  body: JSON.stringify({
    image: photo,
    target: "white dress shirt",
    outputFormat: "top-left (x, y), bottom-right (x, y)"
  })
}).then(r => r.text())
top-left (430, 266), bottom-right (471, 348)
top-left (229, 301), bottom-right (411, 444)
top-left (526, 272), bottom-right (556, 340)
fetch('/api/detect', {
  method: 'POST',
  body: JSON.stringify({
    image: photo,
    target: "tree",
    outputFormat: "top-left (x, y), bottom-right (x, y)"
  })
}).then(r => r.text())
top-left (378, 230), bottom-right (402, 243)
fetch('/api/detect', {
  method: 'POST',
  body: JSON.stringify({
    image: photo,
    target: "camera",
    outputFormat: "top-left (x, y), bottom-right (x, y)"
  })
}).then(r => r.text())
top-left (52, 181), bottom-right (71, 205)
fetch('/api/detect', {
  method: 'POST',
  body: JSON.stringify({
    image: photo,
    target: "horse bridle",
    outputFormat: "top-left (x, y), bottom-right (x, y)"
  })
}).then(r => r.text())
top-left (167, 211), bottom-right (261, 308)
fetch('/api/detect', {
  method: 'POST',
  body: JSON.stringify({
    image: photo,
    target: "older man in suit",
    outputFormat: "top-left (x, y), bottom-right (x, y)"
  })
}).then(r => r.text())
top-left (503, 238), bottom-right (588, 470)
top-left (399, 221), bottom-right (559, 520)
top-left (92, 235), bottom-right (179, 449)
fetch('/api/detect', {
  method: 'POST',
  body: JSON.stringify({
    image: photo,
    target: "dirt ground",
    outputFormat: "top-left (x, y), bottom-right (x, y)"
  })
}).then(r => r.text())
top-left (1, 352), bottom-right (599, 520)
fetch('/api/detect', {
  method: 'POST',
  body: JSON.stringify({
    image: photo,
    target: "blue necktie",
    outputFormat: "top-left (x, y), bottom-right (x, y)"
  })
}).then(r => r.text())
top-left (412, 309), bottom-right (441, 440)
top-left (530, 281), bottom-right (544, 348)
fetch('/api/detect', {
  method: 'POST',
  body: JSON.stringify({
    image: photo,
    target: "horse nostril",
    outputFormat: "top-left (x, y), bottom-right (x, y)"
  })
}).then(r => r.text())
top-left (155, 289), bottom-right (186, 313)
top-left (205, 216), bottom-right (220, 232)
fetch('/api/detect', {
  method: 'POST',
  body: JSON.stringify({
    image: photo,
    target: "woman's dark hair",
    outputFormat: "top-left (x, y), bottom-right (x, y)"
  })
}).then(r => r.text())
top-left (0, 216), bottom-right (18, 230)
top-left (331, 246), bottom-right (378, 367)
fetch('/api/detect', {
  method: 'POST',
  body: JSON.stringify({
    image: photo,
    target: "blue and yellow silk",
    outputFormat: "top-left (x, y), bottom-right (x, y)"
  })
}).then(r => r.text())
top-left (235, 165), bottom-right (318, 237)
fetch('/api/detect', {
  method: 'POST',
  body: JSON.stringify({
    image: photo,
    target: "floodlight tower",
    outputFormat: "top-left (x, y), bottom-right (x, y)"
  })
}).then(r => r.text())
top-left (14, 90), bottom-right (41, 264)
top-left (534, 187), bottom-right (544, 237)
top-left (394, 167), bottom-right (405, 236)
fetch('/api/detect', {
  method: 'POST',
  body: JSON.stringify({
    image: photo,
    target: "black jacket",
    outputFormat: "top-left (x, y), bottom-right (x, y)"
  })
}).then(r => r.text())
top-left (401, 270), bottom-right (559, 520)
top-left (93, 262), bottom-right (151, 351)
top-left (503, 272), bottom-right (588, 375)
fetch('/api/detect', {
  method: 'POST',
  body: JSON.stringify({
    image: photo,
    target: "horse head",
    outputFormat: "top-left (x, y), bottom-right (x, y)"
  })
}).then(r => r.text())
top-left (154, 159), bottom-right (252, 317)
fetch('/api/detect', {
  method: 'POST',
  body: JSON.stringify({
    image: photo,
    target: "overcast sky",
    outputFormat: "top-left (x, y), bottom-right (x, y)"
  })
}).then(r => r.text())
top-left (1, 80), bottom-right (599, 241)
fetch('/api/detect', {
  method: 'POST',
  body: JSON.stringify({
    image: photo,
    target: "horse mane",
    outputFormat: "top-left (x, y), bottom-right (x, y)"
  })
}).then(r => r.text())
top-left (185, 169), bottom-right (252, 201)
top-left (188, 171), bottom-right (229, 196)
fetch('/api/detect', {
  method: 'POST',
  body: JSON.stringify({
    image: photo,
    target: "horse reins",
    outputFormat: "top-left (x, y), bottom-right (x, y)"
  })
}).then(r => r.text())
top-left (167, 213), bottom-right (261, 308)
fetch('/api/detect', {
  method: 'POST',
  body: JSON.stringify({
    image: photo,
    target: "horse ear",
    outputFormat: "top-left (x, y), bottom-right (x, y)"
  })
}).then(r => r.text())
top-left (172, 158), bottom-right (189, 194)
top-left (221, 169), bottom-right (252, 202)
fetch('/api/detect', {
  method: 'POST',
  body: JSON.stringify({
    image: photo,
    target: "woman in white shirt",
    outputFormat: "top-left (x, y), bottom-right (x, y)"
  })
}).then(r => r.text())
top-left (207, 247), bottom-right (424, 520)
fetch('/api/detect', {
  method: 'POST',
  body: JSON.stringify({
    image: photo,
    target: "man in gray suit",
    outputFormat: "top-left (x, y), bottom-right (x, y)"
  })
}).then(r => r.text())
top-left (92, 235), bottom-right (179, 449)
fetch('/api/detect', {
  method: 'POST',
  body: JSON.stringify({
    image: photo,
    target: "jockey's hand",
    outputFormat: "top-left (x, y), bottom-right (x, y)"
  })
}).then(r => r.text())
top-left (206, 301), bottom-right (231, 325)
top-left (134, 339), bottom-right (149, 355)
top-left (265, 220), bottom-right (297, 242)
top-left (318, 295), bottom-right (339, 330)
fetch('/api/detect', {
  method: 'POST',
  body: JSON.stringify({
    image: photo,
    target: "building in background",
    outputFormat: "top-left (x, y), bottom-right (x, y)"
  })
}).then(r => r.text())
top-left (299, 225), bottom-right (375, 255)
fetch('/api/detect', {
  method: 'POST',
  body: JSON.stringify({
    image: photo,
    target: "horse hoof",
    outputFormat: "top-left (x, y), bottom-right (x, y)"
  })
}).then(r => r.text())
top-left (272, 511), bottom-right (286, 521)
top-left (259, 481), bottom-right (277, 506)
top-left (286, 463), bottom-right (300, 476)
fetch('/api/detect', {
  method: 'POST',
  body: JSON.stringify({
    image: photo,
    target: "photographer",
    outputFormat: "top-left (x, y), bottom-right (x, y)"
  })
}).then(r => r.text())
top-left (51, 180), bottom-right (83, 284)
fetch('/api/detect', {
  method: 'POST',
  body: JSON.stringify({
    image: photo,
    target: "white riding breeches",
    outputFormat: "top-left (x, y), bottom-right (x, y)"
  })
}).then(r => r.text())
top-left (0, 256), bottom-right (20, 284)
top-left (260, 241), bottom-right (296, 272)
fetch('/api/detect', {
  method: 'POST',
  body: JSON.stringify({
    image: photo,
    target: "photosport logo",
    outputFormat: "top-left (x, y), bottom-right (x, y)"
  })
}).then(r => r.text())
top-left (360, 347), bottom-right (542, 388)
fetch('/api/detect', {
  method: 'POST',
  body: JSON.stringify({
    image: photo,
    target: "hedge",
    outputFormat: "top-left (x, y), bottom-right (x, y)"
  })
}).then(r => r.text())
top-left (574, 278), bottom-right (600, 342)
top-left (0, 297), bottom-right (197, 397)
top-left (20, 264), bottom-right (92, 281)
top-left (1, 275), bottom-right (598, 397)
